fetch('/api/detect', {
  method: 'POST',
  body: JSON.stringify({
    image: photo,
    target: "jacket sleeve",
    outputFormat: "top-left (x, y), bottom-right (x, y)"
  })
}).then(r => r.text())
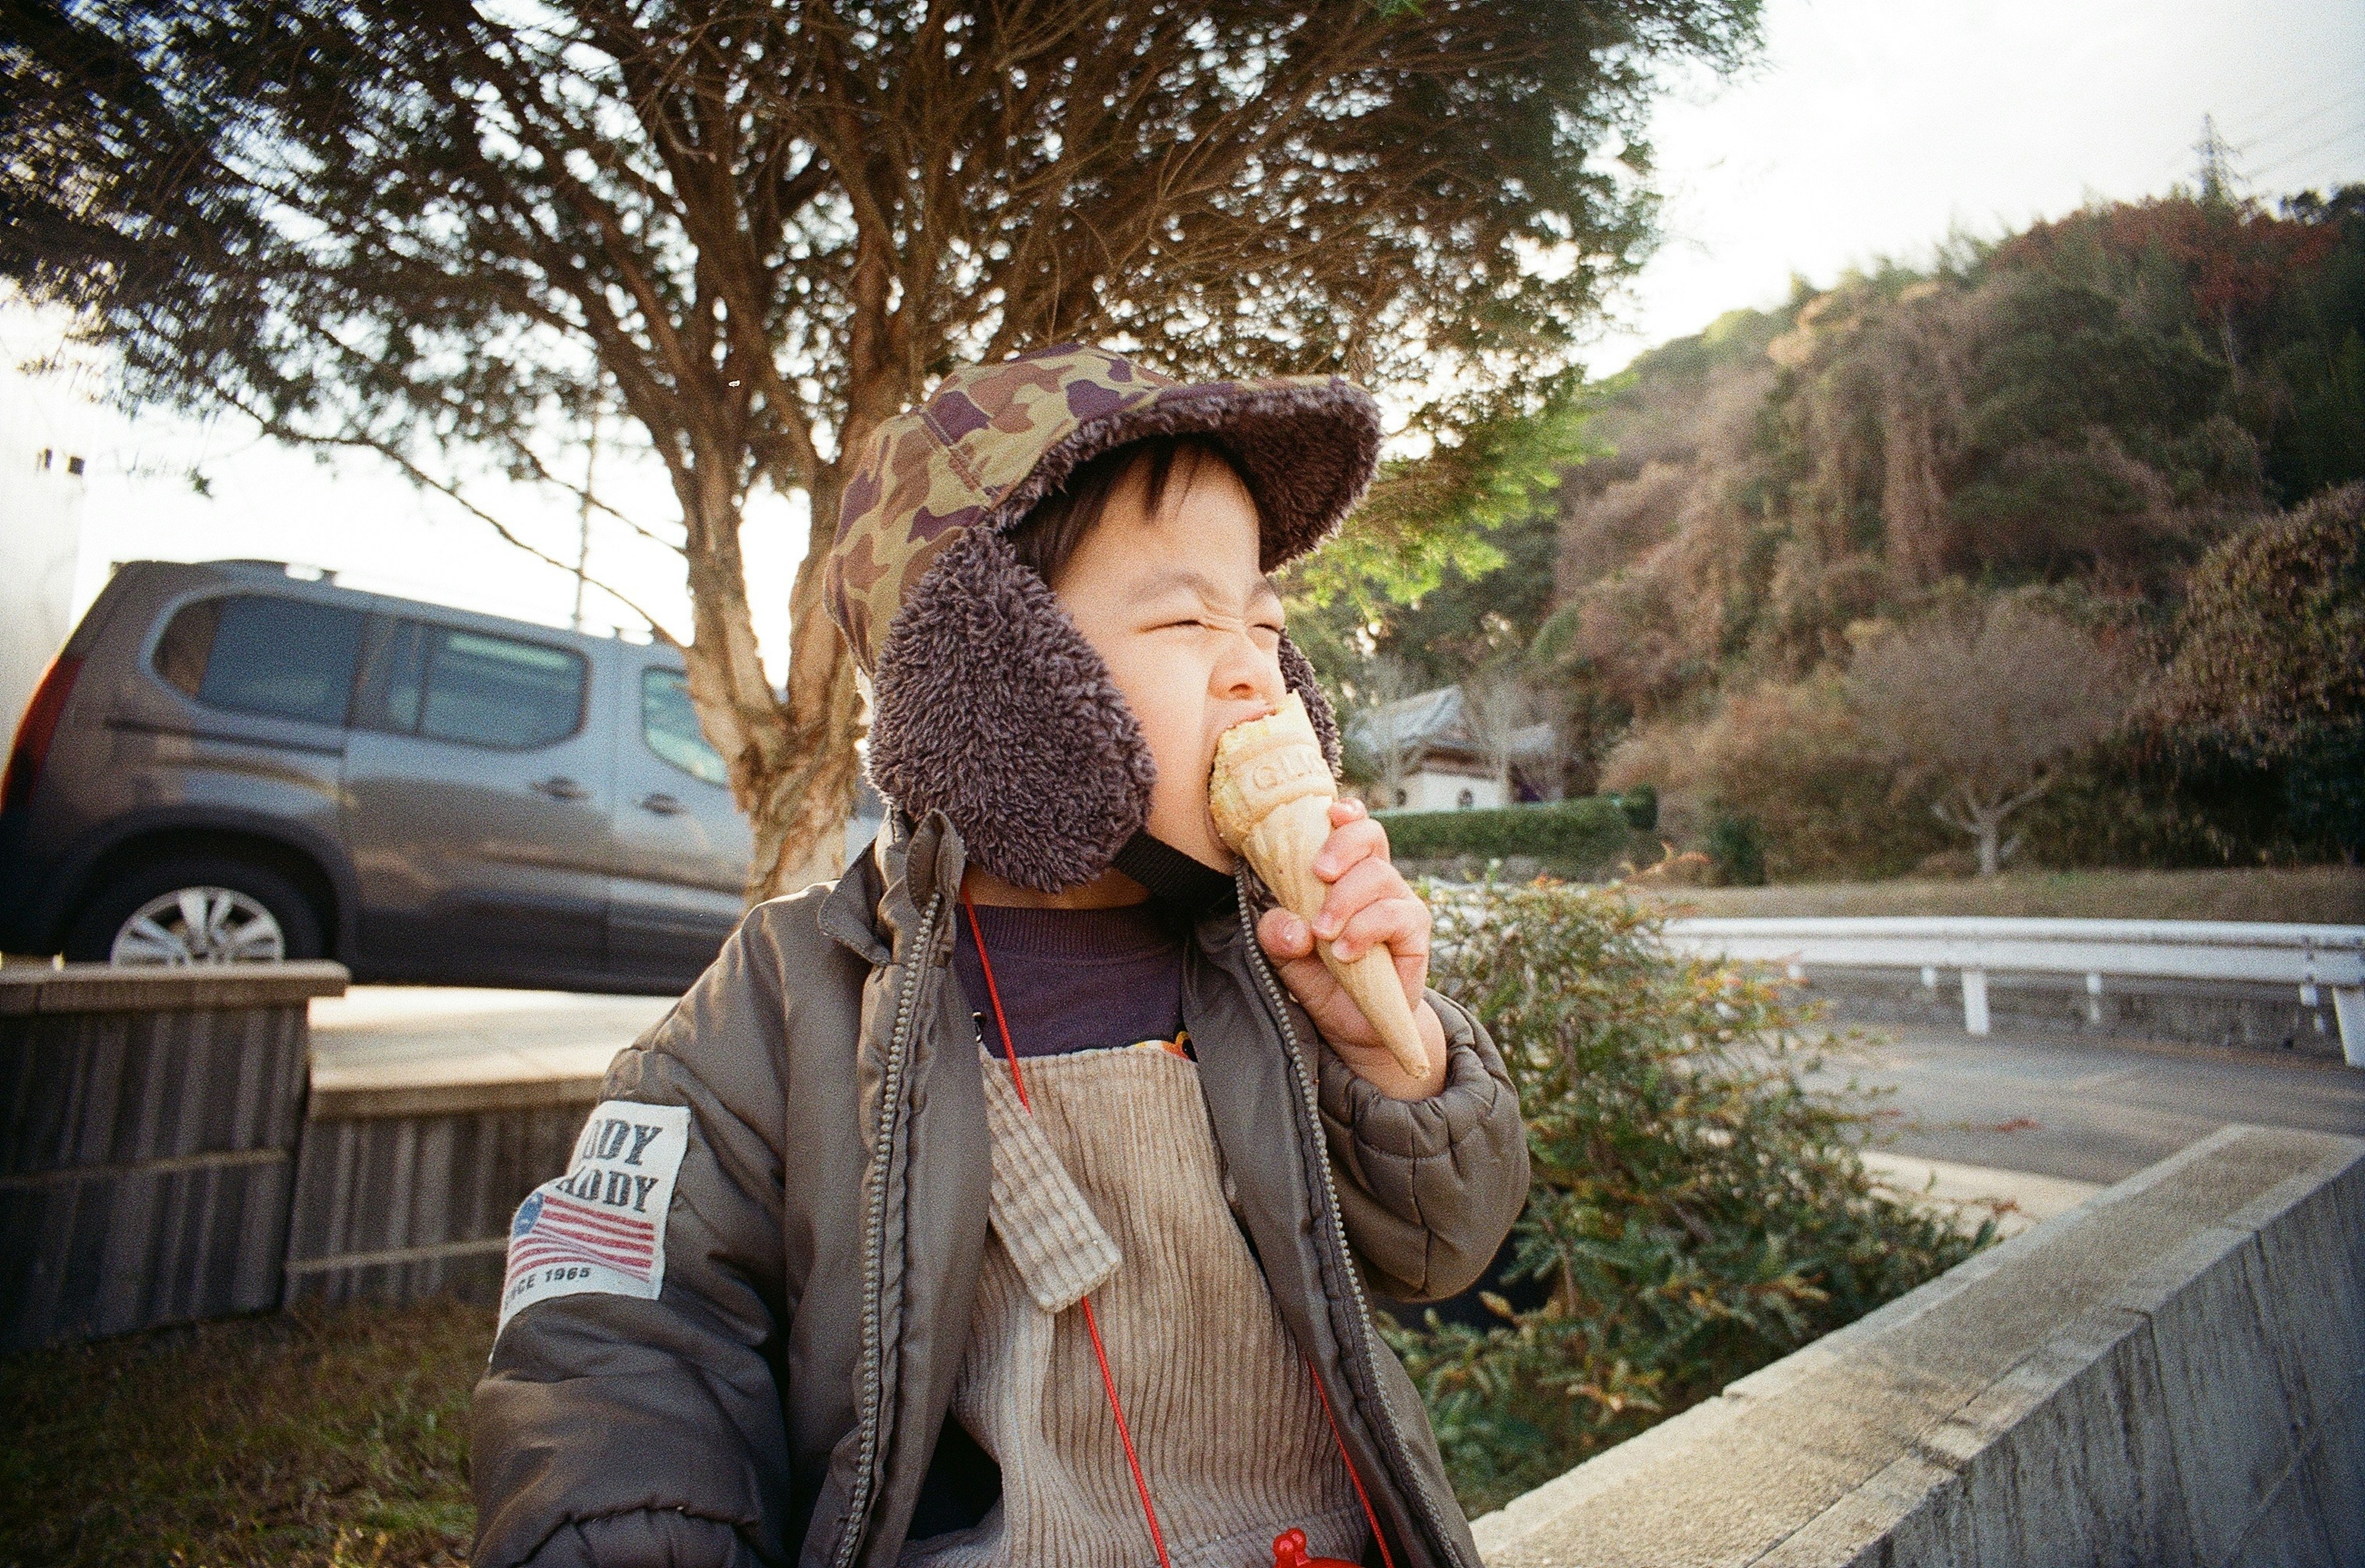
top-left (1312, 988), bottom-right (1530, 1303)
top-left (472, 921), bottom-right (794, 1568)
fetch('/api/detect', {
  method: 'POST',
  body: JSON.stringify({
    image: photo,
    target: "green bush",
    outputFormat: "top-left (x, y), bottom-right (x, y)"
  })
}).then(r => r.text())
top-left (1613, 785), bottom-right (1658, 832)
top-left (1378, 798), bottom-right (1633, 875)
top-left (1397, 883), bottom-right (1989, 1516)
top-left (1705, 811), bottom-right (1768, 886)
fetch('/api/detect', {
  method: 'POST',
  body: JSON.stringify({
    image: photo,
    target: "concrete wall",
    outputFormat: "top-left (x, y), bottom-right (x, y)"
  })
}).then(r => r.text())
top-left (1470, 1123), bottom-right (2364, 1567)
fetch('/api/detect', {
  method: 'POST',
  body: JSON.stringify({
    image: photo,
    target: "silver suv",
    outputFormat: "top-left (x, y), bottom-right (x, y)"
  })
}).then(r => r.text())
top-left (0, 559), bottom-right (774, 993)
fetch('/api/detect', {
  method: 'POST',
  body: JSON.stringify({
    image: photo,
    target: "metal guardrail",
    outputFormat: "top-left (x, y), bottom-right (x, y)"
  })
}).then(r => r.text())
top-left (1662, 917), bottom-right (2365, 1065)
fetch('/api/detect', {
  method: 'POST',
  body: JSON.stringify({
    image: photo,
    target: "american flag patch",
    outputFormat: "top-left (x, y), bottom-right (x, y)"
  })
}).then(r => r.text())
top-left (498, 1101), bottom-right (690, 1333)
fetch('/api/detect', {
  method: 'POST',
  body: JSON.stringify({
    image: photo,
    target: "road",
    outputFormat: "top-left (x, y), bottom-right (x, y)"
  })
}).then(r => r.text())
top-left (309, 987), bottom-right (2365, 1196)
top-left (1805, 1024), bottom-right (2365, 1184)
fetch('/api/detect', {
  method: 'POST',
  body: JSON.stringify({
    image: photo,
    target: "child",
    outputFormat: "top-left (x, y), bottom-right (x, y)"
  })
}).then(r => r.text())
top-left (472, 344), bottom-right (1530, 1568)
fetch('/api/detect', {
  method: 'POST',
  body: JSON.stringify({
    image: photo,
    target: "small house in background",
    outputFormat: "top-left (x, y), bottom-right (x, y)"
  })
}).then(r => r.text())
top-left (1348, 684), bottom-right (1557, 812)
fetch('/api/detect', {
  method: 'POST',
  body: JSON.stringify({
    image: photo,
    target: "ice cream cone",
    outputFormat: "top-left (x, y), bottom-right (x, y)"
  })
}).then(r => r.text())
top-left (1211, 695), bottom-right (1429, 1078)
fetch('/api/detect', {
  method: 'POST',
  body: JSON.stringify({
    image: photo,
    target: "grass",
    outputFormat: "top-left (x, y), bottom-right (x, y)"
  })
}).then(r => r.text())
top-left (1625, 864), bottom-right (2365, 924)
top-left (0, 1301), bottom-right (489, 1568)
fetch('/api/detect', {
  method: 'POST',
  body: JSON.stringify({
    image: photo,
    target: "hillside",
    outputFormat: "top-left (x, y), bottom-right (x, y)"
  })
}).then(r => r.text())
top-left (1312, 186), bottom-right (2365, 883)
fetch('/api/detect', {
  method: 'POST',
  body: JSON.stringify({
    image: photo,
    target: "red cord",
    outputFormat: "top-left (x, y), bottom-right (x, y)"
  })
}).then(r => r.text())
top-left (1304, 1352), bottom-right (1397, 1568)
top-left (961, 893), bottom-right (1172, 1568)
top-left (962, 894), bottom-right (1032, 1112)
top-left (1080, 1296), bottom-right (1174, 1568)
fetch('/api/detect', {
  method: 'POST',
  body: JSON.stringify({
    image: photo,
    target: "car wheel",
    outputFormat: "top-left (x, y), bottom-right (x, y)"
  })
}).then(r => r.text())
top-left (67, 856), bottom-right (326, 966)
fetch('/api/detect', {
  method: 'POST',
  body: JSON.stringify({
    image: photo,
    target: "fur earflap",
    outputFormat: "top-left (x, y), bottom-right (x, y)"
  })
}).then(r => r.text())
top-left (868, 528), bottom-right (1158, 892)
top-left (1277, 633), bottom-right (1343, 775)
top-left (868, 532), bottom-right (1348, 892)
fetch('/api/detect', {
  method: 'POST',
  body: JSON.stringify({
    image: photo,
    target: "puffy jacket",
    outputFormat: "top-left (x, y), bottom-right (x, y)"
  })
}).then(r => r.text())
top-left (472, 810), bottom-right (1530, 1568)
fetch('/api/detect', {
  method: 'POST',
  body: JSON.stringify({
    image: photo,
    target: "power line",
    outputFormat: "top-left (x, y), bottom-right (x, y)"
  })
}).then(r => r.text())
top-left (2250, 121), bottom-right (2365, 182)
top-left (2231, 86), bottom-right (2365, 152)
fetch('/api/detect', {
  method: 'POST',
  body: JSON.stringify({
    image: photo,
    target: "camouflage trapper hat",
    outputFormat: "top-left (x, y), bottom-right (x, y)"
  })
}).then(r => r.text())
top-left (824, 342), bottom-right (1379, 893)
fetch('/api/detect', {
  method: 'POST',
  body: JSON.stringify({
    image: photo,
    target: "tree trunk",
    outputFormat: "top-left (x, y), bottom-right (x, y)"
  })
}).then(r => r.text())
top-left (745, 540), bottom-right (867, 900)
top-left (1974, 818), bottom-right (2001, 878)
top-left (674, 463), bottom-right (867, 907)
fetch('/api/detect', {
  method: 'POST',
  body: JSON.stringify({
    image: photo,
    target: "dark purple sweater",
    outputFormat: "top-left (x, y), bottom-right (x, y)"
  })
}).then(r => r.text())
top-left (951, 901), bottom-right (1189, 1059)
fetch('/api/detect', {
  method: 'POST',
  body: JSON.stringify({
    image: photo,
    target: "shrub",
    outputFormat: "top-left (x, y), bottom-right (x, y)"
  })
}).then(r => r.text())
top-left (1396, 883), bottom-right (1990, 1516)
top-left (1613, 784), bottom-right (1658, 831)
top-left (1704, 810), bottom-right (1767, 885)
top-left (1378, 798), bottom-right (1633, 875)
top-left (1603, 679), bottom-right (1948, 882)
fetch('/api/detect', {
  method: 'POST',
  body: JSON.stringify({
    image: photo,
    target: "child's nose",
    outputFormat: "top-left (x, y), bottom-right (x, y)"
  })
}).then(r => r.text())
top-left (1213, 631), bottom-right (1286, 706)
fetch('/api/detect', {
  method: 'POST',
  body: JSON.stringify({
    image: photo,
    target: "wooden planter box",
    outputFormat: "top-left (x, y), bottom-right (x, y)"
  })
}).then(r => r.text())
top-left (0, 962), bottom-right (349, 1351)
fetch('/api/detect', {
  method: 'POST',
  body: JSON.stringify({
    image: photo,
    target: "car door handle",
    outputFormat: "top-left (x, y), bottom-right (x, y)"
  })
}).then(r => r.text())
top-left (639, 792), bottom-right (683, 816)
top-left (531, 775), bottom-right (590, 801)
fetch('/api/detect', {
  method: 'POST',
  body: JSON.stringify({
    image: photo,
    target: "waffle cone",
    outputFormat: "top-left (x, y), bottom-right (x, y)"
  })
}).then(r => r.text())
top-left (1211, 696), bottom-right (1429, 1077)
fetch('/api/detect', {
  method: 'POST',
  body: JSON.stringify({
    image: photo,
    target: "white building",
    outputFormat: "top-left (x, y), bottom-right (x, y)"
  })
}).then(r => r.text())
top-left (1347, 684), bottom-right (1556, 812)
top-left (0, 354), bottom-right (92, 735)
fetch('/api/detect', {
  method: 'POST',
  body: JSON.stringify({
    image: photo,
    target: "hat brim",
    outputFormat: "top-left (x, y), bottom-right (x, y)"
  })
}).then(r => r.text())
top-left (981, 377), bottom-right (1381, 572)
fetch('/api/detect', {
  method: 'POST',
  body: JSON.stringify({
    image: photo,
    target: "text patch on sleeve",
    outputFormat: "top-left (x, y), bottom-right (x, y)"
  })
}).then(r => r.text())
top-left (498, 1101), bottom-right (691, 1334)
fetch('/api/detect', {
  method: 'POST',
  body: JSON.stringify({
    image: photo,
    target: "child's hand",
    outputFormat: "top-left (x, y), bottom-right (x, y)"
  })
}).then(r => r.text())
top-left (1255, 799), bottom-right (1449, 1100)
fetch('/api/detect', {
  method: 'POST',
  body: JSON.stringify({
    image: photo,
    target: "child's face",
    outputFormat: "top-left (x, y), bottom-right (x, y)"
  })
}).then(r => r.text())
top-left (1050, 456), bottom-right (1288, 872)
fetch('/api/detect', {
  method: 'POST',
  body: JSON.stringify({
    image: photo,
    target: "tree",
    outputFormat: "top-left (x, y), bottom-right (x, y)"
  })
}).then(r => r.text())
top-left (1345, 652), bottom-right (1418, 809)
top-left (1461, 667), bottom-right (1537, 798)
top-left (2, 0), bottom-right (1761, 898)
top-left (1843, 601), bottom-right (2138, 876)
top-left (2154, 482), bottom-right (2365, 860)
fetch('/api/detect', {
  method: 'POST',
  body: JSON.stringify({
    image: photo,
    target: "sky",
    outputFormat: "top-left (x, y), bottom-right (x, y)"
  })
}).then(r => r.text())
top-left (12, 0), bottom-right (2364, 685)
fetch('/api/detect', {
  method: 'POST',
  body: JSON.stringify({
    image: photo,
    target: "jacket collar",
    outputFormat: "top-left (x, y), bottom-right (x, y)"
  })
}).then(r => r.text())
top-left (818, 807), bottom-right (967, 968)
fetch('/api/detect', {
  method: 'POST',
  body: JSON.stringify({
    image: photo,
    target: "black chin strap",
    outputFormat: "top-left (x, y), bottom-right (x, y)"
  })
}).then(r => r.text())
top-left (1110, 830), bottom-right (1237, 920)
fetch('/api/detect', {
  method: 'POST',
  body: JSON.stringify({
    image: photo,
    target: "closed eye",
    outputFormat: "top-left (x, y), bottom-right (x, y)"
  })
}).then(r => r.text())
top-left (1147, 615), bottom-right (1282, 637)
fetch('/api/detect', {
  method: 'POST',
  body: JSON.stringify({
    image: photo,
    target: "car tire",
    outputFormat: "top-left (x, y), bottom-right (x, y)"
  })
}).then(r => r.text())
top-left (65, 855), bottom-right (326, 966)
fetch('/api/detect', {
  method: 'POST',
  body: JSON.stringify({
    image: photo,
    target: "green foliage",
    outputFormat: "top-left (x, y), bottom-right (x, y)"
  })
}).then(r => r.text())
top-left (1704, 812), bottom-right (1768, 886)
top-left (1380, 799), bottom-right (1633, 875)
top-left (1292, 373), bottom-right (1607, 685)
top-left (1397, 884), bottom-right (1988, 1514)
top-left (2157, 482), bottom-right (2365, 761)
top-left (1614, 784), bottom-right (1658, 831)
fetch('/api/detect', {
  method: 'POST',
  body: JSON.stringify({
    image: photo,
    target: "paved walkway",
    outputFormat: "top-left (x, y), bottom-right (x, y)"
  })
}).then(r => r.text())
top-left (309, 986), bottom-right (674, 1094)
top-left (306, 988), bottom-right (2363, 1226)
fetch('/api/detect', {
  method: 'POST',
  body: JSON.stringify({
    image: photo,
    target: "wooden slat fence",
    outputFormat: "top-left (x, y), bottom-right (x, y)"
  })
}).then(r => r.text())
top-left (0, 963), bottom-right (349, 1351)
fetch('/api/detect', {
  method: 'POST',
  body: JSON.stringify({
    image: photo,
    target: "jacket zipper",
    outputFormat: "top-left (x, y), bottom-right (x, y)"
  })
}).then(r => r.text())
top-left (1232, 875), bottom-right (1471, 1568)
top-left (832, 889), bottom-right (944, 1568)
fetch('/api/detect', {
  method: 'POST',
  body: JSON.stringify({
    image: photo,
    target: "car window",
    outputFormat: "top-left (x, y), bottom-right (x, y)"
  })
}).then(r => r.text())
top-left (152, 594), bottom-right (366, 727)
top-left (641, 668), bottom-right (729, 786)
top-left (353, 619), bottom-right (586, 750)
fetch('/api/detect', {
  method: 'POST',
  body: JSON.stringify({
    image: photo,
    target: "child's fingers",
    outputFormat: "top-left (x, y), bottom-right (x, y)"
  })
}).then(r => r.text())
top-left (1327, 894), bottom-right (1429, 968)
top-left (1257, 905), bottom-right (1315, 960)
top-left (1328, 798), bottom-right (1368, 826)
top-left (1312, 815), bottom-right (1388, 881)
top-left (1311, 856), bottom-right (1402, 940)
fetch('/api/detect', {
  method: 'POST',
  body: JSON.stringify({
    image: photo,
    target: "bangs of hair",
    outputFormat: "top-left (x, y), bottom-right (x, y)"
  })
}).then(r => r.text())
top-left (1008, 435), bottom-right (1253, 588)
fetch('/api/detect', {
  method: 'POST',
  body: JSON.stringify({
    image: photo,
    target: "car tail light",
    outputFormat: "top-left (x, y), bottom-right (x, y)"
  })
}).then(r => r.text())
top-left (1, 652), bottom-right (83, 816)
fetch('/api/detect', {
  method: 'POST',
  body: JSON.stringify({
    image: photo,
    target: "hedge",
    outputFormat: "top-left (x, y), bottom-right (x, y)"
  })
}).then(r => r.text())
top-left (1378, 797), bottom-right (1635, 874)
